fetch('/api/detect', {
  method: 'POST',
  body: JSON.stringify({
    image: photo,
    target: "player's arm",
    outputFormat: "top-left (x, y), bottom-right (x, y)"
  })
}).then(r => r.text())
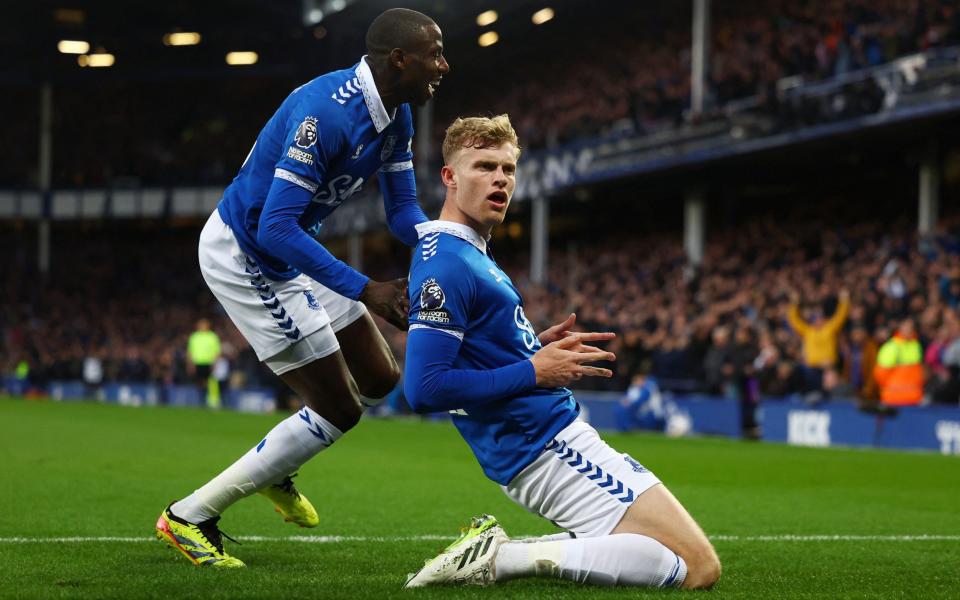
top-left (258, 177), bottom-right (369, 301)
top-left (405, 328), bottom-right (616, 413)
top-left (378, 106), bottom-right (427, 247)
top-left (257, 107), bottom-right (407, 327)
top-left (404, 253), bottom-right (531, 412)
top-left (403, 254), bottom-right (615, 413)
top-left (404, 327), bottom-right (537, 413)
top-left (257, 180), bottom-right (407, 328)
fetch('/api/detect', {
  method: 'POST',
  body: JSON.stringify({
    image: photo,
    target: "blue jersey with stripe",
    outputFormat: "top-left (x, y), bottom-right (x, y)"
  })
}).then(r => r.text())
top-left (406, 221), bottom-right (579, 485)
top-left (218, 58), bottom-right (415, 284)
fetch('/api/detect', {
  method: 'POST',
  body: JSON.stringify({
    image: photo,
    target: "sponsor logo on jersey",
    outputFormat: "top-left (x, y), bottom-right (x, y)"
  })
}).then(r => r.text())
top-left (420, 278), bottom-right (445, 310)
top-left (381, 135), bottom-right (398, 160)
top-left (295, 116), bottom-right (319, 149)
top-left (287, 146), bottom-right (314, 165)
top-left (303, 290), bottom-right (321, 310)
top-left (514, 305), bottom-right (539, 350)
top-left (312, 174), bottom-right (364, 206)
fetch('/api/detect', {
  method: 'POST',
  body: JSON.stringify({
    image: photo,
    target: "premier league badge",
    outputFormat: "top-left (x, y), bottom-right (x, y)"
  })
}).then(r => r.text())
top-left (295, 116), bottom-right (318, 149)
top-left (420, 278), bottom-right (445, 310)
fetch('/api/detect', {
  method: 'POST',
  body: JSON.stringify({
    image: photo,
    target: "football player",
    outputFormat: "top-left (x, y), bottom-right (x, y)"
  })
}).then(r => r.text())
top-left (155, 8), bottom-right (448, 567)
top-left (402, 115), bottom-right (720, 589)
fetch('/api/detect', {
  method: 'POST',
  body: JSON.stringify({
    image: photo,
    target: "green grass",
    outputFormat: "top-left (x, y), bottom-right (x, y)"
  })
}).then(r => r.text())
top-left (0, 396), bottom-right (958, 599)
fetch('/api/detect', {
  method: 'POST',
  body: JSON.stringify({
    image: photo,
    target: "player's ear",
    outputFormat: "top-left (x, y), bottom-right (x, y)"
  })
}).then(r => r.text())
top-left (389, 48), bottom-right (405, 70)
top-left (440, 165), bottom-right (456, 188)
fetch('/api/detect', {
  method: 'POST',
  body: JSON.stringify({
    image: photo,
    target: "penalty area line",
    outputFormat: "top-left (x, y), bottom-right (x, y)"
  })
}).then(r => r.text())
top-left (0, 534), bottom-right (959, 544)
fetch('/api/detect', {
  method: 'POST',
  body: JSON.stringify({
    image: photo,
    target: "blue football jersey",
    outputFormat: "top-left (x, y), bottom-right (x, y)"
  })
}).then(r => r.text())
top-left (407, 221), bottom-right (579, 485)
top-left (218, 57), bottom-right (415, 282)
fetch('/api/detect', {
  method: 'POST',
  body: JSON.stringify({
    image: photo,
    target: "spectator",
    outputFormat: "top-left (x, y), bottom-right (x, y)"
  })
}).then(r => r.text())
top-left (768, 360), bottom-right (806, 397)
top-left (841, 324), bottom-right (880, 403)
top-left (874, 318), bottom-right (924, 406)
top-left (187, 318), bottom-right (222, 408)
top-left (703, 326), bottom-right (735, 397)
top-left (786, 288), bottom-right (850, 392)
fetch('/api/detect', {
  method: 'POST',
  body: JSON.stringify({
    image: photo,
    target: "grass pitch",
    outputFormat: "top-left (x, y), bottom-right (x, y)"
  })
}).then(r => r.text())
top-left (1, 397), bottom-right (958, 599)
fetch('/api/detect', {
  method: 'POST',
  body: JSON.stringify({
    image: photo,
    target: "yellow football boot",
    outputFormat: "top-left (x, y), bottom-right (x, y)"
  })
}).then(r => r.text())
top-left (258, 474), bottom-right (319, 528)
top-left (155, 505), bottom-right (245, 568)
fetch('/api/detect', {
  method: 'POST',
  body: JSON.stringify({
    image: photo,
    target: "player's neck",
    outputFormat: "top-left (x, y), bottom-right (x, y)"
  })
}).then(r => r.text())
top-left (366, 57), bottom-right (401, 112)
top-left (438, 205), bottom-right (492, 240)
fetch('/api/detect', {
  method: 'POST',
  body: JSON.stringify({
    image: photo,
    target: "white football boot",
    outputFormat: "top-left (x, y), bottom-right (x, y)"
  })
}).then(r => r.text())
top-left (404, 514), bottom-right (509, 588)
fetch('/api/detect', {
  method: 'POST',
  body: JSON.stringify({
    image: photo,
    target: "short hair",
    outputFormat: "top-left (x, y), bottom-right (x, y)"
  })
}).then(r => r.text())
top-left (366, 8), bottom-right (436, 57)
top-left (441, 114), bottom-right (521, 164)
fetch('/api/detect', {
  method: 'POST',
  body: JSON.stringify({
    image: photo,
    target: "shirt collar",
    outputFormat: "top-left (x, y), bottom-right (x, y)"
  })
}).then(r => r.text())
top-left (415, 220), bottom-right (488, 254)
top-left (355, 56), bottom-right (396, 134)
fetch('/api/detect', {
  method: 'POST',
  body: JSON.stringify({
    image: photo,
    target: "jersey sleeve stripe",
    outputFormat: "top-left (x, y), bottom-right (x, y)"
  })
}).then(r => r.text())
top-left (409, 323), bottom-right (464, 340)
top-left (379, 160), bottom-right (414, 173)
top-left (274, 168), bottom-right (319, 193)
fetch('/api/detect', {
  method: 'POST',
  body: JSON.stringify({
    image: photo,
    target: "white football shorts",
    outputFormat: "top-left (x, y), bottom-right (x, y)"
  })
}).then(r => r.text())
top-left (198, 209), bottom-right (367, 374)
top-left (502, 419), bottom-right (662, 538)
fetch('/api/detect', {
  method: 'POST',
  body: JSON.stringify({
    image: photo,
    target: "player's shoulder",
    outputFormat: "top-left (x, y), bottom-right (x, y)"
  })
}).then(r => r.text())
top-left (287, 63), bottom-right (366, 124)
top-left (413, 235), bottom-right (471, 273)
top-left (412, 224), bottom-right (488, 279)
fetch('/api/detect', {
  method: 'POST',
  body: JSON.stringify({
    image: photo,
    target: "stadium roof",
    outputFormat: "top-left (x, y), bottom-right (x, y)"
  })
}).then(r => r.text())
top-left (5, 1), bottom-right (649, 83)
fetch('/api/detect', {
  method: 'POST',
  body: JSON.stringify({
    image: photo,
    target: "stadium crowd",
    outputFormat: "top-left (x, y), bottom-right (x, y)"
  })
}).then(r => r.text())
top-left (4, 0), bottom-right (959, 189)
top-left (445, 0), bottom-right (960, 147)
top-left (4, 202), bottom-right (960, 409)
top-left (0, 227), bottom-right (266, 394)
top-left (499, 204), bottom-right (960, 408)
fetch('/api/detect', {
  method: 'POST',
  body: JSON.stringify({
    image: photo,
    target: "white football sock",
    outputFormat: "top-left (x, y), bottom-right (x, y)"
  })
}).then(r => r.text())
top-left (495, 533), bottom-right (686, 588)
top-left (171, 406), bottom-right (342, 523)
top-left (515, 532), bottom-right (576, 543)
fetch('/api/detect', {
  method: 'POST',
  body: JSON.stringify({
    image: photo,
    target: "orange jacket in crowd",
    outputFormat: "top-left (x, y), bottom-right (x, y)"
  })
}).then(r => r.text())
top-left (873, 334), bottom-right (924, 406)
top-left (841, 337), bottom-right (879, 401)
top-left (787, 296), bottom-right (850, 368)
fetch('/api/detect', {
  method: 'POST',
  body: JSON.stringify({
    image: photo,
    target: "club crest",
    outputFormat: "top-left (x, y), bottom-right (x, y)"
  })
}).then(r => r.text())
top-left (303, 290), bottom-right (321, 310)
top-left (623, 455), bottom-right (649, 473)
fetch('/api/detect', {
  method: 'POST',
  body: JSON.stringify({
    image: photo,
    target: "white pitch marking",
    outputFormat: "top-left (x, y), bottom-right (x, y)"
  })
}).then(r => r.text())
top-left (0, 534), bottom-right (958, 544)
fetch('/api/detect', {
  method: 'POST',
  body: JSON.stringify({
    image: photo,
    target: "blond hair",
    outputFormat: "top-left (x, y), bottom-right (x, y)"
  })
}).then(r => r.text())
top-left (441, 114), bottom-right (521, 164)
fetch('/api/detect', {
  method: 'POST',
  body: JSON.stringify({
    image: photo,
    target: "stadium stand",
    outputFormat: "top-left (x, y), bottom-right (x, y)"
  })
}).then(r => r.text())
top-left (5, 199), bottom-right (960, 409)
top-left (4, 0), bottom-right (959, 188)
top-left (3, 0), bottom-right (960, 442)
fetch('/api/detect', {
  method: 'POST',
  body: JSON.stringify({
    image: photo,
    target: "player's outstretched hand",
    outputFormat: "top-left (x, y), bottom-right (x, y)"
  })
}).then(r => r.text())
top-left (530, 333), bottom-right (616, 388)
top-left (537, 312), bottom-right (616, 346)
top-left (360, 278), bottom-right (409, 331)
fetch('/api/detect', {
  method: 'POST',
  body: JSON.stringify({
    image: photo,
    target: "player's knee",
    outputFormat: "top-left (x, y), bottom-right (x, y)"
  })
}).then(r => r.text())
top-left (682, 549), bottom-right (721, 590)
top-left (337, 398), bottom-right (364, 431)
top-left (325, 395), bottom-right (363, 432)
top-left (302, 382), bottom-right (363, 432)
top-left (358, 360), bottom-right (400, 399)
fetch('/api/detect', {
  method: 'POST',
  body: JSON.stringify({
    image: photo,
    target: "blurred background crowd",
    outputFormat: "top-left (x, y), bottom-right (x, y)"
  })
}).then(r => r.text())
top-left (441, 0), bottom-right (960, 147)
top-left (5, 0), bottom-right (960, 414)
top-left (4, 0), bottom-right (960, 187)
top-left (5, 197), bottom-right (960, 409)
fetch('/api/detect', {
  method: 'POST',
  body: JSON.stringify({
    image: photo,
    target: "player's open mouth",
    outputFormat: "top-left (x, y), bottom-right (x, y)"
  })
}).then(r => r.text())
top-left (487, 191), bottom-right (507, 207)
top-left (428, 79), bottom-right (441, 94)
